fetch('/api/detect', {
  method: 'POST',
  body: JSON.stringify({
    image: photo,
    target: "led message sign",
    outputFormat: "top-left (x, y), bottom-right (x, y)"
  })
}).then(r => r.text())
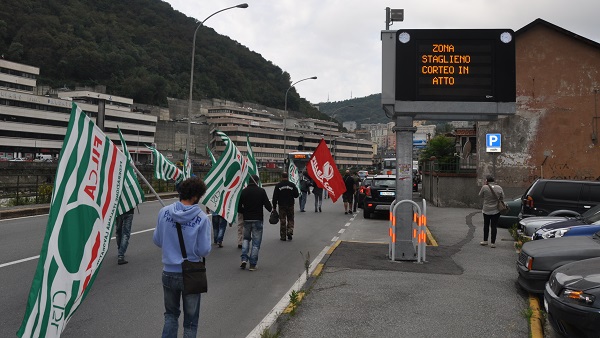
top-left (395, 29), bottom-right (515, 103)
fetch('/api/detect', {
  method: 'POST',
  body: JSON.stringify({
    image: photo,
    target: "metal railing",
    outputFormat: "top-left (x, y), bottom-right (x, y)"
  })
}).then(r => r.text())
top-left (0, 163), bottom-right (285, 207)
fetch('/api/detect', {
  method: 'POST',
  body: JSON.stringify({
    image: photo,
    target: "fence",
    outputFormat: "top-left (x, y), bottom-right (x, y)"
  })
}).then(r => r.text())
top-left (0, 162), bottom-right (285, 207)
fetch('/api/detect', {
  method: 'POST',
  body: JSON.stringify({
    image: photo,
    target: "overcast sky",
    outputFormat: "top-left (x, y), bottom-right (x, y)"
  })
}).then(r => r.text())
top-left (163, 0), bottom-right (600, 105)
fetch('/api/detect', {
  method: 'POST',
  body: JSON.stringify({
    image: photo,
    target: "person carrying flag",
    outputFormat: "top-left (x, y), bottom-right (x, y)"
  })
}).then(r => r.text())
top-left (238, 174), bottom-right (272, 271)
top-left (153, 176), bottom-right (212, 338)
top-left (272, 171), bottom-right (300, 241)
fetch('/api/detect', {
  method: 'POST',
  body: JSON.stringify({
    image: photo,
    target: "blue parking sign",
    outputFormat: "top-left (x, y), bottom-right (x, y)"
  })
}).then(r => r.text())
top-left (486, 134), bottom-right (501, 152)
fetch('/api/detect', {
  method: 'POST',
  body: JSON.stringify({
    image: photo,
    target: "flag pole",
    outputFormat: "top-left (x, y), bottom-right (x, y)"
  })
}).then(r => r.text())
top-left (132, 164), bottom-right (166, 207)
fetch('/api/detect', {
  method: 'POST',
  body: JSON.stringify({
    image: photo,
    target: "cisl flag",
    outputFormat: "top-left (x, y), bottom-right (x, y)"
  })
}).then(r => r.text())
top-left (306, 139), bottom-right (346, 202)
top-left (18, 103), bottom-right (127, 338)
top-left (201, 131), bottom-right (249, 223)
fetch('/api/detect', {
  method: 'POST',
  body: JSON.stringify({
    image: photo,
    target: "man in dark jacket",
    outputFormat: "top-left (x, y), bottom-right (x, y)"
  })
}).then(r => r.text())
top-left (272, 171), bottom-right (300, 241)
top-left (238, 174), bottom-right (272, 271)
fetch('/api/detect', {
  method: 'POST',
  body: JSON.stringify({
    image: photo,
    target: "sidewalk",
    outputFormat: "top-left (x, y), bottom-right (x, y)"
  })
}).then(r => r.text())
top-left (273, 205), bottom-right (531, 338)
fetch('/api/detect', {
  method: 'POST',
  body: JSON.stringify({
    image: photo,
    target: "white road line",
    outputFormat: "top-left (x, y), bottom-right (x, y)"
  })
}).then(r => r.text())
top-left (344, 222), bottom-right (351, 227)
top-left (0, 228), bottom-right (155, 269)
top-left (331, 236), bottom-right (339, 242)
top-left (246, 245), bottom-right (330, 338)
top-left (338, 229), bottom-right (345, 234)
top-left (0, 255), bottom-right (40, 268)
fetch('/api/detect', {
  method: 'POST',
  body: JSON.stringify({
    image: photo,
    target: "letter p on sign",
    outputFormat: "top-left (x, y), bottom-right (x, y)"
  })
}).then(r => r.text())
top-left (486, 133), bottom-right (501, 152)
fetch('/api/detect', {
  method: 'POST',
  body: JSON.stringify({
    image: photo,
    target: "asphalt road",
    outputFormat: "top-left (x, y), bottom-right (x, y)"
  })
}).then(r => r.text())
top-left (0, 187), bottom-right (356, 338)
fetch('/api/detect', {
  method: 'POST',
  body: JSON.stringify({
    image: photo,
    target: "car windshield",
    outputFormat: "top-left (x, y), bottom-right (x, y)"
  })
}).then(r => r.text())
top-left (583, 204), bottom-right (600, 223)
top-left (373, 179), bottom-right (396, 188)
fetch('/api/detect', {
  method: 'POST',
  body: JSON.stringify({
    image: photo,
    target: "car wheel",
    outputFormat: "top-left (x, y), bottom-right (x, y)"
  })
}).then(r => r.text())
top-left (363, 208), bottom-right (371, 219)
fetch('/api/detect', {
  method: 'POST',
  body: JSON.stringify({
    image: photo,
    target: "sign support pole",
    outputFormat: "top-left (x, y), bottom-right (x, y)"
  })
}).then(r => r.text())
top-left (394, 116), bottom-right (417, 260)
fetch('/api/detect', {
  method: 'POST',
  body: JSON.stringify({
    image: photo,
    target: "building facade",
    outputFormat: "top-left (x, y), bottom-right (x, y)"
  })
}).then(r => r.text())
top-left (476, 19), bottom-right (600, 195)
top-left (0, 59), bottom-right (157, 161)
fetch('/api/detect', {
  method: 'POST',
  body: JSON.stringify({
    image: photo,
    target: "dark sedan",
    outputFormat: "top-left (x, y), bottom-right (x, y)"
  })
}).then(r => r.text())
top-left (544, 257), bottom-right (600, 337)
top-left (516, 231), bottom-right (600, 294)
top-left (532, 205), bottom-right (600, 240)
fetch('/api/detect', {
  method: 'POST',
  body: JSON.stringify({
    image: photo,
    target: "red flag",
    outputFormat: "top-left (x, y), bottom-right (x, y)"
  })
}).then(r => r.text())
top-left (307, 139), bottom-right (346, 202)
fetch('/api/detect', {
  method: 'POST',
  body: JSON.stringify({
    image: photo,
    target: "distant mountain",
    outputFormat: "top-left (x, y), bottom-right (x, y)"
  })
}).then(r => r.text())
top-left (0, 0), bottom-right (324, 118)
top-left (318, 94), bottom-right (392, 125)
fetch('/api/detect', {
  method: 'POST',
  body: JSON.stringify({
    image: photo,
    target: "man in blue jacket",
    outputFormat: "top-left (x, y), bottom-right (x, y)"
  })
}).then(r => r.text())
top-left (153, 176), bottom-right (212, 338)
top-left (238, 174), bottom-right (272, 271)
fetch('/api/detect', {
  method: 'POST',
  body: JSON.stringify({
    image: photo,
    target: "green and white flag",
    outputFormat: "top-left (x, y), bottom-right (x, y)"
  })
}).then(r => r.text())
top-left (146, 146), bottom-right (183, 183)
top-left (206, 145), bottom-right (217, 165)
top-left (183, 150), bottom-right (192, 179)
top-left (246, 135), bottom-right (260, 187)
top-left (117, 127), bottom-right (146, 214)
top-left (18, 103), bottom-right (127, 338)
top-left (288, 159), bottom-right (301, 192)
top-left (201, 131), bottom-right (249, 223)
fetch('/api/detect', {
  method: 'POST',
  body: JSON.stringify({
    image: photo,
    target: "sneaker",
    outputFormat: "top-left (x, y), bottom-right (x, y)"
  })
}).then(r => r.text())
top-left (238, 244), bottom-right (242, 249)
top-left (218, 242), bottom-right (223, 248)
top-left (300, 210), bottom-right (305, 212)
top-left (344, 211), bottom-right (348, 214)
top-left (287, 235), bottom-right (293, 241)
top-left (280, 237), bottom-right (287, 241)
top-left (315, 209), bottom-right (318, 212)
top-left (490, 243), bottom-right (496, 248)
top-left (240, 261), bottom-right (247, 269)
top-left (480, 241), bottom-right (488, 246)
top-left (118, 257), bottom-right (128, 265)
top-left (319, 207), bottom-right (322, 212)
top-left (249, 265), bottom-right (257, 271)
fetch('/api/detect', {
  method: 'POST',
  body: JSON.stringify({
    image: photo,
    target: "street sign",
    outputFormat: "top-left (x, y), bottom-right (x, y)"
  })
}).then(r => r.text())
top-left (486, 133), bottom-right (501, 152)
top-left (395, 29), bottom-right (515, 103)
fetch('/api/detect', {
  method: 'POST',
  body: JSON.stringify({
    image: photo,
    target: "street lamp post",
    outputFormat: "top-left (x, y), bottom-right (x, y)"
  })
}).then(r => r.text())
top-left (186, 3), bottom-right (248, 155)
top-left (283, 76), bottom-right (317, 165)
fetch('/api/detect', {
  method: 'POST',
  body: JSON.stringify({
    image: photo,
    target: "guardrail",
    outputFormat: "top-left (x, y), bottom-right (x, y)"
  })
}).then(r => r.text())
top-left (0, 162), bottom-right (285, 207)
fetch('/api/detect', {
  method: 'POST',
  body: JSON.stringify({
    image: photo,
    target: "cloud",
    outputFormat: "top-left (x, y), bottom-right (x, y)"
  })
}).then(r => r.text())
top-left (165, 0), bottom-right (600, 104)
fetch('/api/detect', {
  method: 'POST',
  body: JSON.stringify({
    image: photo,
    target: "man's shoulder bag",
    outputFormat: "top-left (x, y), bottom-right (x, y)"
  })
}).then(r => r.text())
top-left (176, 222), bottom-right (207, 294)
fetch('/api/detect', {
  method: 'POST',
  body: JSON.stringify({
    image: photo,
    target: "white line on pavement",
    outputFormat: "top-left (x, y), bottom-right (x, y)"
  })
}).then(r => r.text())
top-left (246, 245), bottom-right (330, 338)
top-left (331, 236), bottom-right (339, 242)
top-left (0, 228), bottom-right (155, 269)
top-left (338, 229), bottom-right (345, 234)
top-left (344, 222), bottom-right (351, 227)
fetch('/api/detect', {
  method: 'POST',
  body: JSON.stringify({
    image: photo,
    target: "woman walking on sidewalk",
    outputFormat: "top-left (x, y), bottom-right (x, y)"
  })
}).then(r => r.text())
top-left (478, 175), bottom-right (504, 248)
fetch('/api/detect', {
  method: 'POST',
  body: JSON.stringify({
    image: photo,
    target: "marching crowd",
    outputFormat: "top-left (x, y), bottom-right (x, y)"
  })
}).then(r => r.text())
top-left (136, 170), bottom-right (362, 337)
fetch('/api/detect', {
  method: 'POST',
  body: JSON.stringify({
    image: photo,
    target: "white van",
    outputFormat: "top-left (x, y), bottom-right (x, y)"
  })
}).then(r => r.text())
top-left (34, 154), bottom-right (53, 162)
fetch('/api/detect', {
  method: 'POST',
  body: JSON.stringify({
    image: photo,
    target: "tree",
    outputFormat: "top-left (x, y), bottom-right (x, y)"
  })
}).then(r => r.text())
top-left (419, 135), bottom-right (456, 164)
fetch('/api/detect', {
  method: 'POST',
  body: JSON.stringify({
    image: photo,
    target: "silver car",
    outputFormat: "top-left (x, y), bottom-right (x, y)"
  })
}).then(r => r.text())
top-left (519, 204), bottom-right (600, 236)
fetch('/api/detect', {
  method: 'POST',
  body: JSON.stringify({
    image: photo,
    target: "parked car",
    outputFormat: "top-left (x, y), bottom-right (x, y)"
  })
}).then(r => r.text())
top-left (534, 223), bottom-right (600, 241)
top-left (544, 257), bottom-right (600, 337)
top-left (362, 174), bottom-right (396, 219)
top-left (497, 197), bottom-right (523, 228)
top-left (357, 177), bottom-right (373, 209)
top-left (516, 231), bottom-right (600, 294)
top-left (520, 204), bottom-right (600, 236)
top-left (533, 206), bottom-right (600, 240)
top-left (520, 179), bottom-right (600, 219)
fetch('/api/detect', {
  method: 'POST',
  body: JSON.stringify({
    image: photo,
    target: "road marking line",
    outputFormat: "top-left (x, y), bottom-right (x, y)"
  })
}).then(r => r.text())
top-left (344, 222), bottom-right (351, 227)
top-left (326, 240), bottom-right (342, 255)
top-left (246, 245), bottom-right (329, 338)
top-left (331, 236), bottom-right (339, 242)
top-left (338, 229), bottom-right (345, 234)
top-left (0, 255), bottom-right (39, 268)
top-left (0, 228), bottom-right (155, 269)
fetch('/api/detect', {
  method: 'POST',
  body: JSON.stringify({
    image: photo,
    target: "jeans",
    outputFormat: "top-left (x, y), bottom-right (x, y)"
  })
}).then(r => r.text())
top-left (161, 271), bottom-right (201, 338)
top-left (314, 192), bottom-right (323, 210)
top-left (299, 191), bottom-right (308, 211)
top-left (212, 215), bottom-right (228, 244)
top-left (241, 220), bottom-right (264, 266)
top-left (483, 213), bottom-right (500, 244)
top-left (115, 212), bottom-right (133, 258)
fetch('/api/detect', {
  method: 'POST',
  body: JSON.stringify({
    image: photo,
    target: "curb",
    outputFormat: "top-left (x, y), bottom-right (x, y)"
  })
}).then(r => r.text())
top-left (529, 294), bottom-right (545, 338)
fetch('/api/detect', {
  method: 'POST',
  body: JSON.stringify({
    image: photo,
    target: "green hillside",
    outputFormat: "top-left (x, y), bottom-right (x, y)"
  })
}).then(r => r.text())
top-left (0, 0), bottom-right (324, 119)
